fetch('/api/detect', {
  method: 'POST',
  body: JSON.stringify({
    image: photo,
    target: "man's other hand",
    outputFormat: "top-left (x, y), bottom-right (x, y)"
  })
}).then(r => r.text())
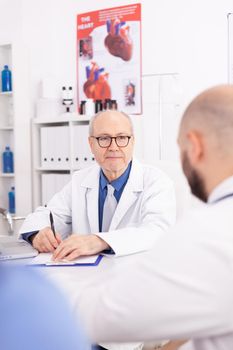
top-left (52, 234), bottom-right (109, 261)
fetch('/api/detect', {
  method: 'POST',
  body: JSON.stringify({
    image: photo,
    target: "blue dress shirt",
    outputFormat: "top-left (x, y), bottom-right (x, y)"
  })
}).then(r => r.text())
top-left (98, 161), bottom-right (132, 232)
top-left (22, 230), bottom-right (39, 243)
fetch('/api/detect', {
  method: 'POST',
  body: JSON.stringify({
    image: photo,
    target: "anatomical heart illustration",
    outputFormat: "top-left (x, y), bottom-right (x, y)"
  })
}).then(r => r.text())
top-left (104, 19), bottom-right (133, 61)
top-left (83, 62), bottom-right (111, 100)
top-left (77, 4), bottom-right (141, 114)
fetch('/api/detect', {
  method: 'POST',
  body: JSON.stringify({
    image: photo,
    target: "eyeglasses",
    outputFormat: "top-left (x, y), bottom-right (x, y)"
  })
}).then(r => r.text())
top-left (91, 135), bottom-right (132, 148)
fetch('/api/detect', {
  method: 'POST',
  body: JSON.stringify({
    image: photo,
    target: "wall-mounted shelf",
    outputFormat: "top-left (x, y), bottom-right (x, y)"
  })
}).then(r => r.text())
top-left (0, 172), bottom-right (14, 177)
top-left (0, 44), bottom-right (15, 217)
top-left (0, 91), bottom-right (13, 96)
top-left (33, 114), bottom-right (90, 125)
top-left (0, 126), bottom-right (14, 130)
top-left (0, 42), bottom-right (32, 236)
top-left (35, 167), bottom-right (71, 172)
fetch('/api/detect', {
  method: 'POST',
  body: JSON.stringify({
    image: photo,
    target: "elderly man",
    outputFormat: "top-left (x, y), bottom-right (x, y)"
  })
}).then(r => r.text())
top-left (73, 85), bottom-right (233, 350)
top-left (20, 110), bottom-right (175, 261)
top-left (20, 110), bottom-right (175, 350)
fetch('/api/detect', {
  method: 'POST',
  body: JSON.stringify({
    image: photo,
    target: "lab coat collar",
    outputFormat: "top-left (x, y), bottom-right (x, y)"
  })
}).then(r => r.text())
top-left (208, 175), bottom-right (233, 204)
top-left (80, 158), bottom-right (143, 191)
top-left (128, 158), bottom-right (144, 191)
top-left (81, 165), bottom-right (100, 233)
top-left (81, 164), bottom-right (101, 189)
top-left (100, 161), bottom-right (132, 192)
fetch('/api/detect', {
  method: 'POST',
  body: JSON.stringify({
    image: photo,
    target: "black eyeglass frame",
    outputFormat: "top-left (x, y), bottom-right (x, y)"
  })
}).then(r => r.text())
top-left (91, 135), bottom-right (132, 148)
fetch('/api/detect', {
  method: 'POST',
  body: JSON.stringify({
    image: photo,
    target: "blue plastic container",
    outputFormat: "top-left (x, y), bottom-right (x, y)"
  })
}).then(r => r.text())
top-left (8, 186), bottom-right (15, 214)
top-left (1, 65), bottom-right (12, 92)
top-left (2, 146), bottom-right (14, 173)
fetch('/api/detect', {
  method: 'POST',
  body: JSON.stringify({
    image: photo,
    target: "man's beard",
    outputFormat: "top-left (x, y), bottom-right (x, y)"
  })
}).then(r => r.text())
top-left (181, 151), bottom-right (208, 202)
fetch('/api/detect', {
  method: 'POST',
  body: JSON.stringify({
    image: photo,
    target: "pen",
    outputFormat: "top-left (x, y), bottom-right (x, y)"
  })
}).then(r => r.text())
top-left (49, 211), bottom-right (56, 237)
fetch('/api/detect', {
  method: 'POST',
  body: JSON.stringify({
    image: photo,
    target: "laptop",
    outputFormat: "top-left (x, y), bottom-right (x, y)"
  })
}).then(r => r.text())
top-left (0, 236), bottom-right (38, 261)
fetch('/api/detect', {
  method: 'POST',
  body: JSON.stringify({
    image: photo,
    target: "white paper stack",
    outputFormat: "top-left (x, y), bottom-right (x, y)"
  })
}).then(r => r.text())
top-left (29, 252), bottom-right (100, 265)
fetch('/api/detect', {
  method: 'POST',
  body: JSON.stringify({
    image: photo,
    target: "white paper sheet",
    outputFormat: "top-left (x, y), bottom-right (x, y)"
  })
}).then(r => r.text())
top-left (29, 252), bottom-right (100, 265)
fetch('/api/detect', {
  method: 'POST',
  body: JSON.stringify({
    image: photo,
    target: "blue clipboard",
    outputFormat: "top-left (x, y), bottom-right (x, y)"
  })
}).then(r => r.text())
top-left (29, 254), bottom-right (103, 267)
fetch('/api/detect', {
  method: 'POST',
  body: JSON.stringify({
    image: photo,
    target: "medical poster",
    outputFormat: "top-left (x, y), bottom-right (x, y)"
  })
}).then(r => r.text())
top-left (77, 3), bottom-right (142, 114)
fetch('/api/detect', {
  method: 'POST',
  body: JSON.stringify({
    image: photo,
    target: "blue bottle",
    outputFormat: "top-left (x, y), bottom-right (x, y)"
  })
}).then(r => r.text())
top-left (3, 146), bottom-right (14, 173)
top-left (8, 186), bottom-right (15, 214)
top-left (1, 65), bottom-right (12, 92)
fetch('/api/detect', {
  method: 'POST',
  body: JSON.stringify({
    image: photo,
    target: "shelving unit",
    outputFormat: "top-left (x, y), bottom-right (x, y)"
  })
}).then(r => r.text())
top-left (0, 45), bottom-right (15, 214)
top-left (0, 42), bottom-right (32, 234)
top-left (32, 114), bottom-right (95, 209)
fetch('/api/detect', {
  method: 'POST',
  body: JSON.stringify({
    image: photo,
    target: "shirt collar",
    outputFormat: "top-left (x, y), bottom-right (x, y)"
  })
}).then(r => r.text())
top-left (100, 161), bottom-right (132, 192)
top-left (208, 175), bottom-right (233, 204)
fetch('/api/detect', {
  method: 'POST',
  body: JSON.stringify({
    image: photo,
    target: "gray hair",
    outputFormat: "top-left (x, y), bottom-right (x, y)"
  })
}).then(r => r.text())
top-left (89, 110), bottom-right (134, 136)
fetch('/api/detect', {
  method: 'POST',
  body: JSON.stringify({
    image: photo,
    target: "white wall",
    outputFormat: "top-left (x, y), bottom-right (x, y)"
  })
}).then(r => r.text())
top-left (142, 0), bottom-right (231, 101)
top-left (19, 0), bottom-right (233, 103)
top-left (0, 0), bottom-right (22, 44)
top-left (0, 0), bottom-right (232, 210)
top-left (141, 0), bottom-right (232, 163)
top-left (20, 0), bottom-right (233, 161)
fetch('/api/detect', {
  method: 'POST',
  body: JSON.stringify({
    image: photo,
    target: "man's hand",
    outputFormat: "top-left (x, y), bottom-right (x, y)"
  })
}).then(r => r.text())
top-left (31, 227), bottom-right (62, 252)
top-left (52, 234), bottom-right (109, 261)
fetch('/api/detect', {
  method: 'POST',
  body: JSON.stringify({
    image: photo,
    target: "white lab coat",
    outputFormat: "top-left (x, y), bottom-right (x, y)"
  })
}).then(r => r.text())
top-left (19, 159), bottom-right (176, 257)
top-left (75, 176), bottom-right (233, 350)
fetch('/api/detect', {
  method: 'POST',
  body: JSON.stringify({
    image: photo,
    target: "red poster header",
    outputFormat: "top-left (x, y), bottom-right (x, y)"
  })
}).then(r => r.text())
top-left (77, 3), bottom-right (141, 39)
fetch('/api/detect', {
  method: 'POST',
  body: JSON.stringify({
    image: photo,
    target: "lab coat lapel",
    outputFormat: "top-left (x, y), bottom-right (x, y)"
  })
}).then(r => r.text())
top-left (86, 187), bottom-right (99, 233)
top-left (110, 159), bottom-right (143, 230)
top-left (82, 165), bottom-right (100, 233)
top-left (110, 185), bottom-right (137, 230)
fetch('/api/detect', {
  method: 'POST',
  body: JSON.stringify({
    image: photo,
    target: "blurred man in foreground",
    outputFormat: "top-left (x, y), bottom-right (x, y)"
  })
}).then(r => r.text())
top-left (76, 85), bottom-right (233, 350)
top-left (0, 266), bottom-right (89, 350)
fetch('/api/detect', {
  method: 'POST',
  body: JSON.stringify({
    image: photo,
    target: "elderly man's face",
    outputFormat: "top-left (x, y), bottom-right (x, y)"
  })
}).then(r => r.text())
top-left (89, 112), bottom-right (134, 178)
